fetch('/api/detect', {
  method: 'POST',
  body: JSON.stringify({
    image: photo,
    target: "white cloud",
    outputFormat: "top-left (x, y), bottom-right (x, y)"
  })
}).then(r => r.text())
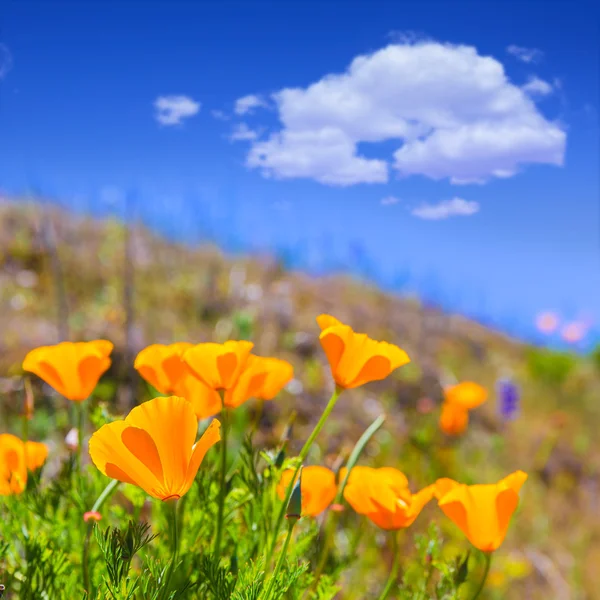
top-left (234, 94), bottom-right (268, 115)
top-left (380, 195), bottom-right (400, 206)
top-left (0, 44), bottom-right (13, 79)
top-left (211, 109), bottom-right (230, 121)
top-left (506, 45), bottom-right (544, 64)
top-left (154, 95), bottom-right (200, 126)
top-left (245, 41), bottom-right (565, 186)
top-left (230, 123), bottom-right (260, 141)
top-left (411, 197), bottom-right (480, 220)
top-left (522, 76), bottom-right (553, 96)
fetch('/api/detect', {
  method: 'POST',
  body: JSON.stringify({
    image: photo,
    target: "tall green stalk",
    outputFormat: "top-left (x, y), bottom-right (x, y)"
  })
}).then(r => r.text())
top-left (214, 406), bottom-right (229, 558)
top-left (311, 414), bottom-right (386, 590)
top-left (263, 520), bottom-right (296, 600)
top-left (160, 499), bottom-right (180, 600)
top-left (267, 386), bottom-right (342, 563)
top-left (377, 532), bottom-right (401, 600)
top-left (470, 552), bottom-right (492, 600)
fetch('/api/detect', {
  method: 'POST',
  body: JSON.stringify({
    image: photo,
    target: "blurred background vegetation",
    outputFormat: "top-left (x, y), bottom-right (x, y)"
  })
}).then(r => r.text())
top-left (1, 198), bottom-right (599, 599)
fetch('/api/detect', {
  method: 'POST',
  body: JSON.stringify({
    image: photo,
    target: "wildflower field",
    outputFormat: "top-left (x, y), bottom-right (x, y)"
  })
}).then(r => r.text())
top-left (1, 201), bottom-right (599, 599)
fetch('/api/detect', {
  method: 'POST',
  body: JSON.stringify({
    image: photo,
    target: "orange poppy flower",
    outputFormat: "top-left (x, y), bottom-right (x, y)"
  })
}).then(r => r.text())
top-left (316, 315), bottom-right (409, 389)
top-left (89, 396), bottom-right (220, 501)
top-left (23, 340), bottom-right (114, 402)
top-left (0, 434), bottom-right (48, 496)
top-left (341, 466), bottom-right (434, 530)
top-left (434, 471), bottom-right (528, 552)
top-left (134, 343), bottom-right (222, 419)
top-left (183, 342), bottom-right (293, 410)
top-left (182, 341), bottom-right (254, 391)
top-left (276, 466), bottom-right (337, 517)
top-left (439, 382), bottom-right (487, 436)
top-left (225, 355), bottom-right (294, 409)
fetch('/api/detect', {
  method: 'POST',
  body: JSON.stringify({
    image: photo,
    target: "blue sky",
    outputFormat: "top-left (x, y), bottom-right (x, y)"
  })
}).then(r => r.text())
top-left (0, 1), bottom-right (598, 349)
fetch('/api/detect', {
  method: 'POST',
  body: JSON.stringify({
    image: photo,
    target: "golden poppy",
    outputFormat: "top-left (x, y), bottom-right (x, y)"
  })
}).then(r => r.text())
top-left (182, 341), bottom-right (254, 391)
top-left (341, 466), bottom-right (434, 530)
top-left (225, 355), bottom-right (293, 409)
top-left (23, 340), bottom-right (114, 402)
top-left (183, 342), bottom-right (293, 410)
top-left (277, 466), bottom-right (337, 517)
top-left (316, 315), bottom-right (409, 389)
top-left (434, 471), bottom-right (528, 552)
top-left (0, 434), bottom-right (48, 496)
top-left (439, 382), bottom-right (488, 436)
top-left (134, 343), bottom-right (222, 419)
top-left (89, 396), bottom-right (220, 501)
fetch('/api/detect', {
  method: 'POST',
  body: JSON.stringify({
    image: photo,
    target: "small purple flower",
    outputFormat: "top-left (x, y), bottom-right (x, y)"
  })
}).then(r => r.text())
top-left (496, 378), bottom-right (520, 421)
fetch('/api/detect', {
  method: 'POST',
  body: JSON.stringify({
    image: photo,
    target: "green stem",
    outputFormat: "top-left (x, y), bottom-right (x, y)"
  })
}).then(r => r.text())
top-left (214, 407), bottom-right (229, 557)
top-left (377, 532), bottom-right (401, 600)
top-left (470, 552), bottom-right (492, 600)
top-left (267, 387), bottom-right (342, 563)
top-left (77, 400), bottom-right (85, 479)
top-left (82, 524), bottom-right (93, 592)
top-left (263, 520), bottom-right (295, 600)
top-left (311, 414), bottom-right (386, 590)
top-left (160, 499), bottom-right (179, 600)
top-left (92, 479), bottom-right (120, 513)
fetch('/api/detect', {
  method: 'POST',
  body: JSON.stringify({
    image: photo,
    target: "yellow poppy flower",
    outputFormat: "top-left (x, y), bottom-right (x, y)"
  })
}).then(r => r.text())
top-left (23, 340), bottom-right (113, 401)
top-left (434, 471), bottom-right (528, 552)
top-left (341, 466), bottom-right (434, 530)
top-left (0, 434), bottom-right (48, 496)
top-left (277, 466), bottom-right (337, 517)
top-left (316, 315), bottom-right (410, 389)
top-left (89, 396), bottom-right (220, 501)
top-left (134, 343), bottom-right (222, 419)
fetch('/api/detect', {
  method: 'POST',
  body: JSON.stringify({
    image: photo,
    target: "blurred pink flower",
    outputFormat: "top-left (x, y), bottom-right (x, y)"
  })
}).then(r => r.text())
top-left (83, 511), bottom-right (102, 523)
top-left (561, 321), bottom-right (587, 344)
top-left (536, 312), bottom-right (559, 334)
top-left (65, 428), bottom-right (79, 451)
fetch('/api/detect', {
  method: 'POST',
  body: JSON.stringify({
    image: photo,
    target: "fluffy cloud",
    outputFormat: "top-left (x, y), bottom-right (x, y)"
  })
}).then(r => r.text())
top-left (380, 196), bottom-right (400, 206)
top-left (411, 197), bottom-right (480, 220)
top-left (235, 94), bottom-right (267, 115)
top-left (211, 109), bottom-right (230, 121)
top-left (522, 76), bottom-right (553, 96)
top-left (230, 123), bottom-right (259, 141)
top-left (0, 44), bottom-right (13, 79)
top-left (506, 45), bottom-right (544, 64)
top-left (154, 95), bottom-right (200, 126)
top-left (245, 41), bottom-right (565, 186)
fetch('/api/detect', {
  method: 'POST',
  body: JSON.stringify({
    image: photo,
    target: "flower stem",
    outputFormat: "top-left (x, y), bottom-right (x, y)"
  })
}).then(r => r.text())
top-left (263, 519), bottom-right (295, 600)
top-left (377, 531), bottom-right (401, 600)
top-left (312, 414), bottom-right (386, 590)
top-left (77, 400), bottom-right (85, 479)
top-left (214, 406), bottom-right (229, 558)
top-left (160, 499), bottom-right (179, 600)
top-left (267, 387), bottom-right (341, 563)
top-left (470, 552), bottom-right (492, 600)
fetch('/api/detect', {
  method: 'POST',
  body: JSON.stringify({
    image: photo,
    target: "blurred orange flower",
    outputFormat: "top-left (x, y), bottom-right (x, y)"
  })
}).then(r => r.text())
top-left (182, 342), bottom-right (293, 410)
top-left (135, 343), bottom-right (222, 419)
top-left (341, 466), bottom-right (434, 530)
top-left (225, 355), bottom-right (293, 409)
top-left (89, 396), bottom-right (220, 501)
top-left (439, 382), bottom-right (488, 436)
top-left (23, 340), bottom-right (113, 402)
top-left (277, 466), bottom-right (337, 517)
top-left (0, 434), bottom-right (48, 496)
top-left (316, 315), bottom-right (410, 389)
top-left (434, 471), bottom-right (528, 552)
top-left (182, 341), bottom-right (254, 390)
